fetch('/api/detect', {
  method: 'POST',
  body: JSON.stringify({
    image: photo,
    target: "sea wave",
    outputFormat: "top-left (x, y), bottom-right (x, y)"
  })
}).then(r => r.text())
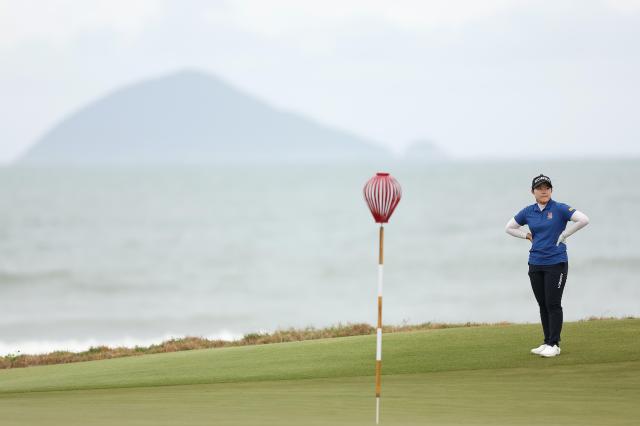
top-left (0, 269), bottom-right (73, 285)
top-left (0, 330), bottom-right (243, 356)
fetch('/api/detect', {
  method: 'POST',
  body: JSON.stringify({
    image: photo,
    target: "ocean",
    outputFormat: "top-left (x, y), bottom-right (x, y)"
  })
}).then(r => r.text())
top-left (1, 160), bottom-right (638, 355)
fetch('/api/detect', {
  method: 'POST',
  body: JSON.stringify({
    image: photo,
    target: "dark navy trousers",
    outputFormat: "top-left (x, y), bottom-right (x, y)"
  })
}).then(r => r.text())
top-left (528, 262), bottom-right (568, 347)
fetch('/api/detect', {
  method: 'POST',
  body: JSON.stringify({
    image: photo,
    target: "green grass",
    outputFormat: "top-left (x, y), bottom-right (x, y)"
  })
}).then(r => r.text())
top-left (1, 319), bottom-right (639, 425)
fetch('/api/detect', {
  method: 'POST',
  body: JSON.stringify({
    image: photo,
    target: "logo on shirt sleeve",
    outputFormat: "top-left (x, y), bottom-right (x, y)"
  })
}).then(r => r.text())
top-left (568, 207), bottom-right (575, 212)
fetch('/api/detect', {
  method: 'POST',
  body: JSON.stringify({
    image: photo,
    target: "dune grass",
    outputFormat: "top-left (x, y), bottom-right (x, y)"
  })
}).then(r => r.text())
top-left (0, 318), bottom-right (638, 425)
top-left (0, 321), bottom-right (503, 369)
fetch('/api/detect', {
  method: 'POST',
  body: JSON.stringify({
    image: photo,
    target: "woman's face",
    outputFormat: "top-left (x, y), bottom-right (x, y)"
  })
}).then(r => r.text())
top-left (532, 184), bottom-right (552, 204)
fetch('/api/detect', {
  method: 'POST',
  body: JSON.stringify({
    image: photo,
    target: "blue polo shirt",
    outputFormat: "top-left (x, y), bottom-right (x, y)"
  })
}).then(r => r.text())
top-left (514, 199), bottom-right (575, 265)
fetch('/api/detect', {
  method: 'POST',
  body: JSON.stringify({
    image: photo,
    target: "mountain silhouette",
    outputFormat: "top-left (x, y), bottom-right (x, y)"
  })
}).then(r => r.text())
top-left (19, 70), bottom-right (389, 164)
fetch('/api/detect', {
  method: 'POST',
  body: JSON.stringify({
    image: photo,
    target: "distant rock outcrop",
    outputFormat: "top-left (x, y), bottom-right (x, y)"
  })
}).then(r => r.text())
top-left (19, 70), bottom-right (389, 164)
top-left (401, 139), bottom-right (446, 162)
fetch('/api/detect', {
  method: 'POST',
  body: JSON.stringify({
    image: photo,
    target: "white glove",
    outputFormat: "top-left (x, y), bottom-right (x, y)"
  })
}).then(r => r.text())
top-left (556, 232), bottom-right (567, 246)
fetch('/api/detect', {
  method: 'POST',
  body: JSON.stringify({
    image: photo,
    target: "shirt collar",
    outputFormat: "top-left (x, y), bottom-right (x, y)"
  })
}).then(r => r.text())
top-left (536, 199), bottom-right (555, 211)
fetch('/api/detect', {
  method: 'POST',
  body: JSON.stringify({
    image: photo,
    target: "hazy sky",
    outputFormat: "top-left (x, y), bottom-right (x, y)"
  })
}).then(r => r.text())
top-left (1, 0), bottom-right (639, 163)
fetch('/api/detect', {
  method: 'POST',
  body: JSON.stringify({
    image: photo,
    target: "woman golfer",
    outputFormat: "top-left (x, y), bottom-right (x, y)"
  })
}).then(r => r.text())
top-left (505, 174), bottom-right (589, 357)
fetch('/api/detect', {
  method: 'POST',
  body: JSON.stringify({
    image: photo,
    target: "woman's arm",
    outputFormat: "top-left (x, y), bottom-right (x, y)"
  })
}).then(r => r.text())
top-left (505, 218), bottom-right (530, 240)
top-left (557, 210), bottom-right (590, 245)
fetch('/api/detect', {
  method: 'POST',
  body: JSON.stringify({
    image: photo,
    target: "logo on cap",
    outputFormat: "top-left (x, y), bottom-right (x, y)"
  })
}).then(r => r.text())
top-left (532, 174), bottom-right (552, 189)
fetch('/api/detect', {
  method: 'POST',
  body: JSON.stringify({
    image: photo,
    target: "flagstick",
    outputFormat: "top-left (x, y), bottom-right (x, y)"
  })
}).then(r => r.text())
top-left (376, 224), bottom-right (384, 424)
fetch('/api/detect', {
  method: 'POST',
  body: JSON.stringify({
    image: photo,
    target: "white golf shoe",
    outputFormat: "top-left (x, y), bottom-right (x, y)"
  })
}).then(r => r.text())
top-left (539, 345), bottom-right (561, 357)
top-left (530, 344), bottom-right (548, 355)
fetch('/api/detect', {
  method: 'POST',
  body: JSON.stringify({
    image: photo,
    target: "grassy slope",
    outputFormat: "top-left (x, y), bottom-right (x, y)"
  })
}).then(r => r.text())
top-left (1, 319), bottom-right (639, 425)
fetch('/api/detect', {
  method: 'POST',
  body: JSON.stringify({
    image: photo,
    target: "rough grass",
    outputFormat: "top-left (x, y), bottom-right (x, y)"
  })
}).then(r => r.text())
top-left (0, 320), bottom-right (513, 369)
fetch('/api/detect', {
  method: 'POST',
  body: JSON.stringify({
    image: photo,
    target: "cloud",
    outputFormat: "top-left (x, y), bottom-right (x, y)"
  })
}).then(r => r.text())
top-left (204, 0), bottom-right (515, 37)
top-left (605, 0), bottom-right (640, 12)
top-left (3, 0), bottom-right (639, 50)
top-left (204, 0), bottom-right (640, 37)
top-left (0, 0), bottom-right (163, 49)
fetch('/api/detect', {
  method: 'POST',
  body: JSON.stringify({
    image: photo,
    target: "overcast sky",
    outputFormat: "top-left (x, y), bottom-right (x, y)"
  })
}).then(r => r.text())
top-left (1, 0), bottom-right (639, 163)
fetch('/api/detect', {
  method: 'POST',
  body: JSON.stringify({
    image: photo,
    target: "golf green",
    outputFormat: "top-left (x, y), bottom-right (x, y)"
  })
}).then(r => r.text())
top-left (1, 319), bottom-right (638, 425)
